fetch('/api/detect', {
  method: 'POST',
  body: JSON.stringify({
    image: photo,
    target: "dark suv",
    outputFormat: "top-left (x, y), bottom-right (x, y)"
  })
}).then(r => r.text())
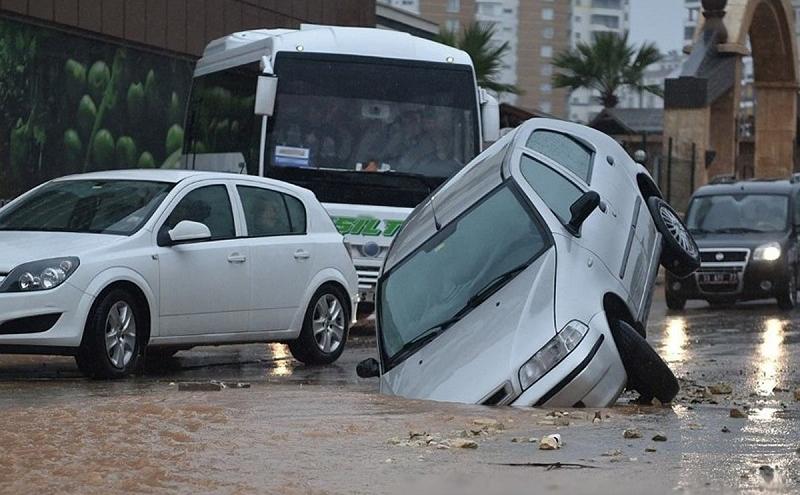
top-left (666, 176), bottom-right (800, 310)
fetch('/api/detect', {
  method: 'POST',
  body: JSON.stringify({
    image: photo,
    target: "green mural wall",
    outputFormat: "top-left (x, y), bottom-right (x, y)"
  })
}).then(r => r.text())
top-left (0, 17), bottom-right (194, 200)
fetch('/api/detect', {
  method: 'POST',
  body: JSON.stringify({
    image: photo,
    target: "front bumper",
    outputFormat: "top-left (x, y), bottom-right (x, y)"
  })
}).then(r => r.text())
top-left (0, 282), bottom-right (90, 352)
top-left (667, 258), bottom-right (790, 301)
top-left (510, 313), bottom-right (626, 408)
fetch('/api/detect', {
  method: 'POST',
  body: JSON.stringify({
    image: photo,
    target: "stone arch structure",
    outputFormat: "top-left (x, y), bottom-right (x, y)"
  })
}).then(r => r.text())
top-left (664, 0), bottom-right (799, 186)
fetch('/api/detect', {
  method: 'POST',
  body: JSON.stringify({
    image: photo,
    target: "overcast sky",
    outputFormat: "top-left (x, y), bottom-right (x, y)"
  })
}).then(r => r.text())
top-left (629, 0), bottom-right (685, 55)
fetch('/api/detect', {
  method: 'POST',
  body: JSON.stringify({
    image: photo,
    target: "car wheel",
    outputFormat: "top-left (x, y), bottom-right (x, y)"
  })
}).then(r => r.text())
top-left (75, 288), bottom-right (141, 379)
top-left (609, 319), bottom-right (679, 404)
top-left (777, 268), bottom-right (797, 311)
top-left (288, 286), bottom-right (349, 365)
top-left (665, 287), bottom-right (686, 310)
top-left (647, 197), bottom-right (700, 278)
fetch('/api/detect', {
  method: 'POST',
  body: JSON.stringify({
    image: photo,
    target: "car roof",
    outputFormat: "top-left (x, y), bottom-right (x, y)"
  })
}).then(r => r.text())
top-left (51, 169), bottom-right (314, 198)
top-left (693, 179), bottom-right (799, 197)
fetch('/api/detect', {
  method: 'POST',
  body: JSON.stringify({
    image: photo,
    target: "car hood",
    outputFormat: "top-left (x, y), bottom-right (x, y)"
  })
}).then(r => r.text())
top-left (692, 231), bottom-right (788, 250)
top-left (380, 249), bottom-right (558, 404)
top-left (0, 231), bottom-right (127, 273)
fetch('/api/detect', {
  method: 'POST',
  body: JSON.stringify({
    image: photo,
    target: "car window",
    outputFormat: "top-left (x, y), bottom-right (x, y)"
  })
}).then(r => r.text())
top-left (237, 186), bottom-right (305, 236)
top-left (526, 130), bottom-right (593, 183)
top-left (164, 185), bottom-right (235, 239)
top-left (379, 183), bottom-right (550, 365)
top-left (519, 155), bottom-right (583, 223)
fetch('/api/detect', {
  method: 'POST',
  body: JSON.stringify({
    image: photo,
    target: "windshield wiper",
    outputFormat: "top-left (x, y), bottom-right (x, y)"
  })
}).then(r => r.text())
top-left (462, 262), bottom-right (532, 311)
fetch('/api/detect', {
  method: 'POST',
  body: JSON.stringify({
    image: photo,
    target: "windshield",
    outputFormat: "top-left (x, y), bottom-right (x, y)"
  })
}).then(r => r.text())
top-left (686, 194), bottom-right (789, 233)
top-left (378, 183), bottom-right (551, 367)
top-left (0, 180), bottom-right (173, 235)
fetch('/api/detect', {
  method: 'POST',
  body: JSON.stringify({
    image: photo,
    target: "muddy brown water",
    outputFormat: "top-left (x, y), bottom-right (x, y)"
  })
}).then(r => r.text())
top-left (1, 292), bottom-right (799, 494)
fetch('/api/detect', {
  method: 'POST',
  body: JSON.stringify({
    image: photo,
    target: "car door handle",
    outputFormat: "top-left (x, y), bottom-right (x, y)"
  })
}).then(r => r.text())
top-left (227, 253), bottom-right (247, 263)
top-left (294, 249), bottom-right (311, 260)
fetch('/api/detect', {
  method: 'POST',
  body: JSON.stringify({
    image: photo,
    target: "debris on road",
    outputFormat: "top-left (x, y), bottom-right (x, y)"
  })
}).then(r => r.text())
top-left (539, 434), bottom-right (562, 450)
top-left (177, 381), bottom-right (223, 392)
top-left (602, 449), bottom-right (623, 457)
top-left (472, 418), bottom-right (503, 429)
top-left (593, 411), bottom-right (603, 423)
top-left (645, 447), bottom-right (657, 453)
top-left (708, 383), bottom-right (732, 395)
top-left (730, 408), bottom-right (747, 419)
top-left (623, 428), bottom-right (642, 439)
top-left (652, 433), bottom-right (667, 442)
top-left (450, 438), bottom-right (478, 450)
top-left (794, 388), bottom-right (800, 401)
top-left (721, 426), bottom-right (731, 433)
top-left (759, 465), bottom-right (775, 482)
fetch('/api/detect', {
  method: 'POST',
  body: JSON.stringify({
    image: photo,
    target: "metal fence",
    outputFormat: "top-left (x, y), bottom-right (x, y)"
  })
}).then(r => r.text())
top-left (654, 138), bottom-right (697, 213)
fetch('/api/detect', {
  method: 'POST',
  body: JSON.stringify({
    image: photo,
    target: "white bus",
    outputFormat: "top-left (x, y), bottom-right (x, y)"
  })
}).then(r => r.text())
top-left (181, 24), bottom-right (499, 305)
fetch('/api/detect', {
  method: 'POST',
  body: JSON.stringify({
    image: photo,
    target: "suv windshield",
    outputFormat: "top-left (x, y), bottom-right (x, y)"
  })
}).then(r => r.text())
top-left (686, 194), bottom-right (789, 233)
top-left (378, 183), bottom-right (551, 368)
top-left (0, 180), bottom-right (173, 235)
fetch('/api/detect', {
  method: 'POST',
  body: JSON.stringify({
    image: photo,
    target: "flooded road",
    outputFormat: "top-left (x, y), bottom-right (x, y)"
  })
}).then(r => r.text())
top-left (1, 290), bottom-right (799, 494)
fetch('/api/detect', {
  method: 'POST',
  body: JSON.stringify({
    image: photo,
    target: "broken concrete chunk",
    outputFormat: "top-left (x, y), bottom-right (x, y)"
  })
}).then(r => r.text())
top-left (794, 388), bottom-right (800, 401)
top-left (409, 431), bottom-right (427, 439)
top-left (709, 383), bottom-right (733, 395)
top-left (593, 411), bottom-right (603, 423)
top-left (450, 438), bottom-right (479, 449)
top-left (623, 428), bottom-right (642, 439)
top-left (539, 434), bottom-right (562, 450)
top-left (473, 418), bottom-right (504, 430)
top-left (602, 449), bottom-right (623, 457)
top-left (652, 433), bottom-right (667, 442)
top-left (730, 408), bottom-right (747, 419)
top-left (177, 381), bottom-right (222, 392)
top-left (645, 447), bottom-right (657, 453)
top-left (387, 437), bottom-right (402, 445)
top-left (721, 426), bottom-right (731, 433)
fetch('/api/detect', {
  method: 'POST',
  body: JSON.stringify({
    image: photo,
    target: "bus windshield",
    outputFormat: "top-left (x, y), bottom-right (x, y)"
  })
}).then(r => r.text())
top-left (184, 52), bottom-right (480, 207)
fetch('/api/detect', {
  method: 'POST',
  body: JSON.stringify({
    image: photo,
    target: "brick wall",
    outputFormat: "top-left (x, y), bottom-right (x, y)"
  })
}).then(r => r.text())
top-left (0, 0), bottom-right (376, 56)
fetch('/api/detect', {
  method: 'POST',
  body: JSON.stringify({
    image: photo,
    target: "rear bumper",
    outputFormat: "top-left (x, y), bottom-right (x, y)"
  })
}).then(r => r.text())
top-left (0, 282), bottom-right (90, 351)
top-left (511, 313), bottom-right (626, 408)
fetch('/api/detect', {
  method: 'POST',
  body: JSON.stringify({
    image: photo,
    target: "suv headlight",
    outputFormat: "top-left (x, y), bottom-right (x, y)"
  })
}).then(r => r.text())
top-left (753, 242), bottom-right (781, 262)
top-left (0, 257), bottom-right (80, 292)
top-left (518, 321), bottom-right (589, 391)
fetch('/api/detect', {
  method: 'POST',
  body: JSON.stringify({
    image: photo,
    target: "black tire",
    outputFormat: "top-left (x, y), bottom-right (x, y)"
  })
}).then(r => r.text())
top-left (777, 267), bottom-right (797, 311)
top-left (288, 285), bottom-right (350, 365)
top-left (665, 287), bottom-right (686, 310)
top-left (75, 288), bottom-right (142, 379)
top-left (647, 197), bottom-right (700, 278)
top-left (610, 319), bottom-right (679, 403)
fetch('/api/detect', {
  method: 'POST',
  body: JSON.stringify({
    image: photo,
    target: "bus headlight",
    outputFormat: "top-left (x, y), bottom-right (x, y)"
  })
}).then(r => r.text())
top-left (518, 321), bottom-right (588, 390)
top-left (753, 242), bottom-right (781, 262)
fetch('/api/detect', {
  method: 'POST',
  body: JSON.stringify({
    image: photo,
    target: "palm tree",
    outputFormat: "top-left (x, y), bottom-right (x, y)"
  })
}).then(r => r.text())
top-left (553, 31), bottom-right (662, 108)
top-left (437, 22), bottom-right (520, 96)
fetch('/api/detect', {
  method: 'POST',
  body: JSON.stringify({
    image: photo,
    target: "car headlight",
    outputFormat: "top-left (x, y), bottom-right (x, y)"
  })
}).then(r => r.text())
top-left (753, 242), bottom-right (781, 262)
top-left (0, 257), bottom-right (80, 292)
top-left (518, 321), bottom-right (589, 391)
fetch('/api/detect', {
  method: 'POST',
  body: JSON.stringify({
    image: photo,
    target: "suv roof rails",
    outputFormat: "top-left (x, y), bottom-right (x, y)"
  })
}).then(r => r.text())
top-left (709, 174), bottom-right (737, 185)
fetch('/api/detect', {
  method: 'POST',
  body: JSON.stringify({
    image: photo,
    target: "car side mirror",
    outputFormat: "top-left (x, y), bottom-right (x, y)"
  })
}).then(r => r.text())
top-left (165, 220), bottom-right (212, 245)
top-left (566, 191), bottom-right (601, 237)
top-left (356, 358), bottom-right (381, 378)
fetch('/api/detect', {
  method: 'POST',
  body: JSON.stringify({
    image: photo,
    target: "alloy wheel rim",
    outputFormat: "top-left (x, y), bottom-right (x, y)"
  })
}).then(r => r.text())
top-left (659, 204), bottom-right (698, 257)
top-left (104, 301), bottom-right (137, 369)
top-left (312, 294), bottom-right (345, 354)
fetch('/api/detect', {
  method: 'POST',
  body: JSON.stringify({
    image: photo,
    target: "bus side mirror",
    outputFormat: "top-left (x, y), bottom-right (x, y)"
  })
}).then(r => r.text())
top-left (255, 75), bottom-right (278, 116)
top-left (479, 88), bottom-right (500, 144)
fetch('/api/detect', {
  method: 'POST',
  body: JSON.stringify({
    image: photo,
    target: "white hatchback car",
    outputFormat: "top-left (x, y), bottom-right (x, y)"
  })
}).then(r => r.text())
top-left (0, 170), bottom-right (358, 378)
top-left (358, 119), bottom-right (699, 407)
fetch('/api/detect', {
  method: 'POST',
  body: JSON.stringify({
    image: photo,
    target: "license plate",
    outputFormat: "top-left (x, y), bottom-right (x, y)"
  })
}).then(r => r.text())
top-left (699, 272), bottom-right (737, 284)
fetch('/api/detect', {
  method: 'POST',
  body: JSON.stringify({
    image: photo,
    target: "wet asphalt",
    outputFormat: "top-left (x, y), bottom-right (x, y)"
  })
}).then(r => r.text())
top-left (0, 288), bottom-right (799, 494)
